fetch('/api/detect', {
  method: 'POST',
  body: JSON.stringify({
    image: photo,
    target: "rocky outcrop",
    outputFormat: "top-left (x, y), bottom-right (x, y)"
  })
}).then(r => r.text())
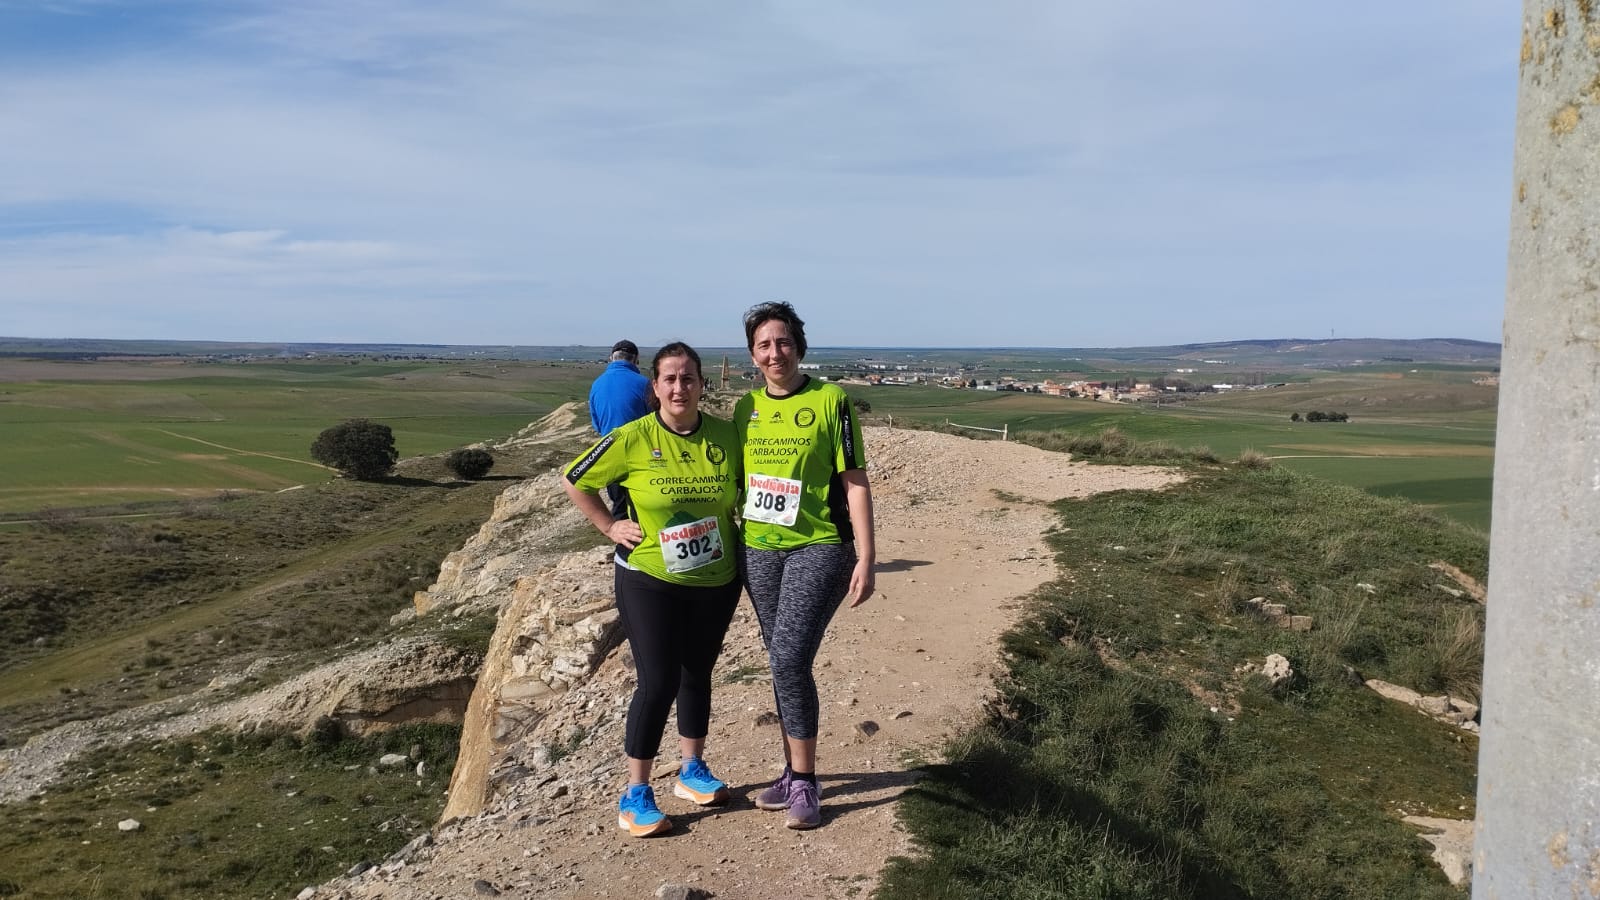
top-left (443, 547), bottom-right (624, 820)
top-left (0, 634), bottom-right (479, 803)
top-left (1364, 679), bottom-right (1480, 733)
top-left (408, 472), bottom-right (589, 619)
top-left (406, 403), bottom-right (608, 621)
top-left (1403, 815), bottom-right (1474, 887)
top-left (227, 636), bottom-right (482, 736)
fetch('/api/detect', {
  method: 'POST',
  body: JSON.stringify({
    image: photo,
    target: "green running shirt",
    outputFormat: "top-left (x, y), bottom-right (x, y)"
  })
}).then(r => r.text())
top-left (735, 377), bottom-right (866, 550)
top-left (564, 412), bottom-right (742, 587)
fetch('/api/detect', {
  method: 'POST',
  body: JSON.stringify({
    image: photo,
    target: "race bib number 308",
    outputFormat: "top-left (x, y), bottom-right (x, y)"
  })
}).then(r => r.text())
top-left (743, 474), bottom-right (803, 527)
top-left (659, 516), bottom-right (725, 574)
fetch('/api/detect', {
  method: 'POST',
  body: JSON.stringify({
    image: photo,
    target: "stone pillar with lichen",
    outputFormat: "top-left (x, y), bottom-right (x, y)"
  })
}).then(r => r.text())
top-left (1473, 2), bottom-right (1600, 896)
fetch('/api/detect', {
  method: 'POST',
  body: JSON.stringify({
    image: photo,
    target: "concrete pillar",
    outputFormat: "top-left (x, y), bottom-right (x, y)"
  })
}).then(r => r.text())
top-left (1473, 2), bottom-right (1600, 897)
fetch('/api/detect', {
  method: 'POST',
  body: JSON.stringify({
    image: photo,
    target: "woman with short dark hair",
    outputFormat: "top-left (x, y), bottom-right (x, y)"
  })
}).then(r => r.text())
top-left (736, 301), bottom-right (876, 829)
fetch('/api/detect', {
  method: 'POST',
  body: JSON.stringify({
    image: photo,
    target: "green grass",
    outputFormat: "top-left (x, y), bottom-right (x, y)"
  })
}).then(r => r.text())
top-left (1273, 456), bottom-right (1492, 531)
top-left (1017, 427), bottom-right (1220, 465)
top-left (880, 465), bottom-right (1483, 900)
top-left (0, 407), bottom-right (594, 899)
top-left (855, 374), bottom-right (1495, 529)
top-left (0, 723), bottom-right (458, 900)
top-left (0, 441), bottom-right (567, 742)
top-left (0, 359), bottom-right (593, 515)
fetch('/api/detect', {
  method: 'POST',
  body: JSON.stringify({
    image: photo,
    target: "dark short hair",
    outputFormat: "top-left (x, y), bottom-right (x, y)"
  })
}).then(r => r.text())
top-left (743, 301), bottom-right (807, 360)
top-left (647, 341), bottom-right (704, 410)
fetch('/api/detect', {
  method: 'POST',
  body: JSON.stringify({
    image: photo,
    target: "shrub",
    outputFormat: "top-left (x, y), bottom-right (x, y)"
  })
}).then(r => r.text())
top-left (852, 397), bottom-right (872, 413)
top-left (445, 448), bottom-right (494, 480)
top-left (305, 716), bottom-right (345, 754)
top-left (1236, 448), bottom-right (1273, 470)
top-left (310, 419), bottom-right (398, 480)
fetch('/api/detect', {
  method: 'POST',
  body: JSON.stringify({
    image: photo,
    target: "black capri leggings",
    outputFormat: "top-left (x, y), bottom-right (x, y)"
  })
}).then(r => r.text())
top-left (614, 565), bottom-right (741, 760)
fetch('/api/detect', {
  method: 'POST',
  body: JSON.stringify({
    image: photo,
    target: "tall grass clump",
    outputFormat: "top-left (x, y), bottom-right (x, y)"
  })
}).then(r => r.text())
top-left (881, 465), bottom-right (1484, 900)
top-left (1235, 448), bottom-right (1273, 469)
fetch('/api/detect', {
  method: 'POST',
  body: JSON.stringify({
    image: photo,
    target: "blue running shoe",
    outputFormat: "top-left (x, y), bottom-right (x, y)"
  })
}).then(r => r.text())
top-left (673, 756), bottom-right (730, 806)
top-left (617, 784), bottom-right (672, 837)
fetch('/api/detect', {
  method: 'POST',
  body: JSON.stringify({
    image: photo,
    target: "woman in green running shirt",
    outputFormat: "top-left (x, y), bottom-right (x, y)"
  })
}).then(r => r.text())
top-left (736, 301), bottom-right (876, 830)
top-left (563, 342), bottom-right (743, 837)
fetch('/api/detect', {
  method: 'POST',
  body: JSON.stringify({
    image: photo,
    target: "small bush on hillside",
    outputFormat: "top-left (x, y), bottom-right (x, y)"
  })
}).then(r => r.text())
top-left (852, 397), bottom-right (872, 413)
top-left (445, 448), bottom-right (494, 480)
top-left (1236, 448), bottom-right (1272, 469)
top-left (311, 419), bottom-right (398, 480)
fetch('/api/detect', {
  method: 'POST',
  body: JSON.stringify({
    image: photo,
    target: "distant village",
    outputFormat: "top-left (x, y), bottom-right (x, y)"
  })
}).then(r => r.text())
top-left (724, 359), bottom-right (1290, 403)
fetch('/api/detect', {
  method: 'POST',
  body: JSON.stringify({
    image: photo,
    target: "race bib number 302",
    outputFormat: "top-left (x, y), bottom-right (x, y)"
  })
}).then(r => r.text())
top-left (659, 515), bottom-right (725, 574)
top-left (743, 474), bottom-right (803, 527)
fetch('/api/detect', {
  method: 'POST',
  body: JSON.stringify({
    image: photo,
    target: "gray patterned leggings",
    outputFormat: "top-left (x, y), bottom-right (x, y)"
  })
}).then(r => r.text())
top-left (740, 542), bottom-right (856, 741)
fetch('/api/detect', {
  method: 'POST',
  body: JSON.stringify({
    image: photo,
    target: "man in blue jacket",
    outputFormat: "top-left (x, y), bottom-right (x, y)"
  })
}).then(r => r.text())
top-left (588, 340), bottom-right (651, 520)
top-left (589, 340), bottom-right (650, 436)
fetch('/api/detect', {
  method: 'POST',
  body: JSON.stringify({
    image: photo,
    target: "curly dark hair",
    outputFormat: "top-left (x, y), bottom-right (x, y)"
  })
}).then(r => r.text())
top-left (742, 301), bottom-right (807, 360)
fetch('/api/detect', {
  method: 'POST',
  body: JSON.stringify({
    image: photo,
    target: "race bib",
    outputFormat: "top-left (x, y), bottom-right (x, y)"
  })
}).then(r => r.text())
top-left (658, 515), bottom-right (725, 574)
top-left (744, 474), bottom-right (803, 527)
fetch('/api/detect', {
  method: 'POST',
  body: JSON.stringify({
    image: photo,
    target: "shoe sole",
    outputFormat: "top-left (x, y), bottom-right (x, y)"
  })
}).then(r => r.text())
top-left (784, 813), bottom-right (821, 830)
top-left (754, 794), bottom-right (790, 811)
top-left (673, 781), bottom-right (730, 806)
top-left (617, 813), bottom-right (672, 837)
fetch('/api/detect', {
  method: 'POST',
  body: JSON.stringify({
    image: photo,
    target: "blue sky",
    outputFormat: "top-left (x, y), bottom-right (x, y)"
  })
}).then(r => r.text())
top-left (1, 1), bottom-right (1518, 348)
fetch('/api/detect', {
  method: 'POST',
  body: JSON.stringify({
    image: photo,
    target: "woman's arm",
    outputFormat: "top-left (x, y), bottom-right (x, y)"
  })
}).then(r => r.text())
top-left (841, 468), bottom-right (875, 606)
top-left (562, 479), bottom-right (643, 549)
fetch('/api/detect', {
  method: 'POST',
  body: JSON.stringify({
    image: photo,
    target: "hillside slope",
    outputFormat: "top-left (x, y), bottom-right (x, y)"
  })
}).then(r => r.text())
top-left (311, 427), bottom-right (1184, 900)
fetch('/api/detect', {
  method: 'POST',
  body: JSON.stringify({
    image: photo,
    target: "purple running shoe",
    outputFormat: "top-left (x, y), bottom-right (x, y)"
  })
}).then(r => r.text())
top-left (754, 767), bottom-right (794, 811)
top-left (784, 778), bottom-right (821, 829)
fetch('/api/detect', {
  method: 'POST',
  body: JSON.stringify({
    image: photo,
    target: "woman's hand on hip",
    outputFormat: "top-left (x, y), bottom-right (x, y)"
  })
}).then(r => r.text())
top-left (607, 519), bottom-right (644, 549)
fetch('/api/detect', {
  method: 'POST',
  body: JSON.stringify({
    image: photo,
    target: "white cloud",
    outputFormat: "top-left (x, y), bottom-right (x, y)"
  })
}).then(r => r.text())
top-left (0, 0), bottom-right (1517, 345)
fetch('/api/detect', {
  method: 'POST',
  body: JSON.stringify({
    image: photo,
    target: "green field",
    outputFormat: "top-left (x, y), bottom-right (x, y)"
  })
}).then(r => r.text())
top-left (0, 359), bottom-right (595, 515)
top-left (0, 358), bottom-right (1497, 530)
top-left (854, 372), bottom-right (1496, 530)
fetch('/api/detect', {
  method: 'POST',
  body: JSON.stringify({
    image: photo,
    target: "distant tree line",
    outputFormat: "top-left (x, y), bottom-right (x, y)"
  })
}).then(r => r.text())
top-left (1290, 411), bottom-right (1350, 423)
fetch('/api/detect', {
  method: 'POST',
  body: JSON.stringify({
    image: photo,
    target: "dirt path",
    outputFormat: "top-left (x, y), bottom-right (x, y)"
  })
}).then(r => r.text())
top-left (153, 429), bottom-right (333, 469)
top-left (329, 428), bottom-right (1185, 899)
